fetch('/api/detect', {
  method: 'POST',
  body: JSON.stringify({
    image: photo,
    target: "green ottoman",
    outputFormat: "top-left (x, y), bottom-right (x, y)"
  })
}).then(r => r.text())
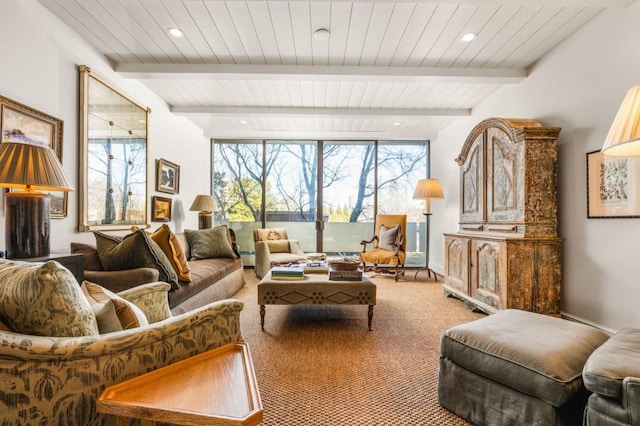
top-left (438, 309), bottom-right (609, 426)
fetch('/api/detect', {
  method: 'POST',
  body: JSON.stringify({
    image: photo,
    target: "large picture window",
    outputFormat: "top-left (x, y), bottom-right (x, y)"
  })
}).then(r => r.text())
top-left (213, 139), bottom-right (429, 267)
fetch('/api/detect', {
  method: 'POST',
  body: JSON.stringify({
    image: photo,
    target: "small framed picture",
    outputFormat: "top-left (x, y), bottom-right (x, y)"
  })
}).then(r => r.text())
top-left (156, 158), bottom-right (180, 194)
top-left (587, 150), bottom-right (640, 218)
top-left (152, 196), bottom-right (172, 222)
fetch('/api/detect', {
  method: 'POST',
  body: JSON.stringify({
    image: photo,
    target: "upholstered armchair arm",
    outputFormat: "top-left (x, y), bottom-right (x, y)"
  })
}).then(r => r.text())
top-left (0, 299), bottom-right (244, 425)
top-left (622, 376), bottom-right (640, 422)
top-left (289, 239), bottom-right (305, 255)
top-left (254, 240), bottom-right (272, 279)
top-left (118, 281), bottom-right (172, 323)
top-left (84, 268), bottom-right (160, 292)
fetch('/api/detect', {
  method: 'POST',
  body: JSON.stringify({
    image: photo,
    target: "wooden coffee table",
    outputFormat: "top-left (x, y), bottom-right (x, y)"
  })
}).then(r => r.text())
top-left (257, 271), bottom-right (377, 331)
top-left (97, 343), bottom-right (263, 425)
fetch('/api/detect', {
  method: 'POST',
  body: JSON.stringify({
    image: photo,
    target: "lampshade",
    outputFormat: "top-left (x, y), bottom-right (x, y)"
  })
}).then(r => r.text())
top-left (412, 178), bottom-right (444, 200)
top-left (189, 194), bottom-right (218, 212)
top-left (601, 84), bottom-right (640, 156)
top-left (0, 142), bottom-right (74, 191)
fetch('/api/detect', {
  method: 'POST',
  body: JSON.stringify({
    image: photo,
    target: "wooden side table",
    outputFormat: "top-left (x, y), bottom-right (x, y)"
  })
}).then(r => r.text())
top-left (97, 343), bottom-right (263, 426)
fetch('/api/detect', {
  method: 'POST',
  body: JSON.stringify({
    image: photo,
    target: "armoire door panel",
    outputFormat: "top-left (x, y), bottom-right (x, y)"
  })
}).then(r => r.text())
top-left (486, 127), bottom-right (523, 223)
top-left (471, 239), bottom-right (506, 310)
top-left (444, 235), bottom-right (470, 295)
top-left (460, 134), bottom-right (485, 224)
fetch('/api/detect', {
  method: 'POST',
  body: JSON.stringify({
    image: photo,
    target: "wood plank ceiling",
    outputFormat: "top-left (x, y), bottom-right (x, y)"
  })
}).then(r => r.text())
top-left (37, 0), bottom-right (632, 140)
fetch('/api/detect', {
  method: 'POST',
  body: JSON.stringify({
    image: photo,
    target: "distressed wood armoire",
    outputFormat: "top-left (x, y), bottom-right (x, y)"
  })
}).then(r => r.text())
top-left (443, 118), bottom-right (562, 314)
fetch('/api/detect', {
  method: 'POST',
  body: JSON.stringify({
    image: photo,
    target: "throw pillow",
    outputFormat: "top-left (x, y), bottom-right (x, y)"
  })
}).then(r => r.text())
top-left (184, 225), bottom-right (237, 260)
top-left (267, 240), bottom-right (290, 253)
top-left (255, 228), bottom-right (288, 241)
top-left (0, 259), bottom-right (99, 337)
top-left (133, 224), bottom-right (192, 283)
top-left (378, 224), bottom-right (400, 252)
top-left (94, 230), bottom-right (180, 289)
top-left (81, 281), bottom-right (148, 332)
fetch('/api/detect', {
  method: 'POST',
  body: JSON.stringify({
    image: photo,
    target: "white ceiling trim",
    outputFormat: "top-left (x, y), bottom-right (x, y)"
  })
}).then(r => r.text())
top-left (171, 106), bottom-right (471, 118)
top-left (116, 64), bottom-right (527, 84)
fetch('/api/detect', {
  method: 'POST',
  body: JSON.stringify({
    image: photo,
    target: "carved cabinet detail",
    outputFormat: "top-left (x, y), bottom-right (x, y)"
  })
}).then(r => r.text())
top-left (443, 118), bottom-right (562, 315)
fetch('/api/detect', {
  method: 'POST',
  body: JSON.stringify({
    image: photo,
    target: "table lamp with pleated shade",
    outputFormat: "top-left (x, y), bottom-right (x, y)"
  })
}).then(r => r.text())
top-left (189, 194), bottom-right (218, 229)
top-left (0, 142), bottom-right (74, 258)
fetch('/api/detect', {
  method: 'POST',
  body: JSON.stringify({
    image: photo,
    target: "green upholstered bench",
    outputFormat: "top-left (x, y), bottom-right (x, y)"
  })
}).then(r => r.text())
top-left (438, 309), bottom-right (609, 426)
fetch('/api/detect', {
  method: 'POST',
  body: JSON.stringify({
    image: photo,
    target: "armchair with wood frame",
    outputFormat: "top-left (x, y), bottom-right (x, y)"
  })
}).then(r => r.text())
top-left (360, 214), bottom-right (407, 281)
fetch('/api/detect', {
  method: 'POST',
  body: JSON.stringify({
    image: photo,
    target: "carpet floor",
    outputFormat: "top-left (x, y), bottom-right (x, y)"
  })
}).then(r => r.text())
top-left (235, 270), bottom-right (485, 426)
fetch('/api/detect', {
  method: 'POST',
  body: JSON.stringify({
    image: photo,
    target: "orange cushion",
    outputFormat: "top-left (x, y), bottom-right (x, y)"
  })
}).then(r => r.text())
top-left (362, 248), bottom-right (405, 266)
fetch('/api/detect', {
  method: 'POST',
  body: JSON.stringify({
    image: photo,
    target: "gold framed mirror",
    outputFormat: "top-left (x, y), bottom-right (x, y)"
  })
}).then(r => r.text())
top-left (78, 65), bottom-right (149, 231)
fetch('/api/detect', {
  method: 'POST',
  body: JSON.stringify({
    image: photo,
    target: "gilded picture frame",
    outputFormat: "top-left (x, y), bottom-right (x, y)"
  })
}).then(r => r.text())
top-left (0, 95), bottom-right (67, 218)
top-left (152, 196), bottom-right (172, 222)
top-left (156, 158), bottom-right (180, 194)
top-left (587, 150), bottom-right (640, 218)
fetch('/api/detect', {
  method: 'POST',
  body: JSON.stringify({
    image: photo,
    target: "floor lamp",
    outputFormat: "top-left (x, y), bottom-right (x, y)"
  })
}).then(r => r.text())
top-left (189, 194), bottom-right (218, 229)
top-left (0, 142), bottom-right (74, 259)
top-left (412, 178), bottom-right (444, 281)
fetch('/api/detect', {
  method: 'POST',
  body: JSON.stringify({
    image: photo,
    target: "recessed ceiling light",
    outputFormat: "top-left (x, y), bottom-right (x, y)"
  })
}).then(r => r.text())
top-left (240, 120), bottom-right (248, 125)
top-left (168, 27), bottom-right (183, 38)
top-left (314, 28), bottom-right (330, 41)
top-left (393, 122), bottom-right (401, 126)
top-left (461, 33), bottom-right (476, 42)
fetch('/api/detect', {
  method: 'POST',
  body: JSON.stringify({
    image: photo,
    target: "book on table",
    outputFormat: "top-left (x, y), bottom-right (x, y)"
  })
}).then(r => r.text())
top-left (329, 268), bottom-right (363, 281)
top-left (303, 262), bottom-right (329, 273)
top-left (271, 266), bottom-right (305, 280)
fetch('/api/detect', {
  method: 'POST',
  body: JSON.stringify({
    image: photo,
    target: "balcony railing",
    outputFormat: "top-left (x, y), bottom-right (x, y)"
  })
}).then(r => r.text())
top-left (223, 220), bottom-right (428, 268)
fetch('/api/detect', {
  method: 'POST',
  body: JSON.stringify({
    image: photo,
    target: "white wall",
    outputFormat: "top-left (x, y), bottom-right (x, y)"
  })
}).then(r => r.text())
top-left (0, 1), bottom-right (210, 253)
top-left (430, 1), bottom-right (640, 332)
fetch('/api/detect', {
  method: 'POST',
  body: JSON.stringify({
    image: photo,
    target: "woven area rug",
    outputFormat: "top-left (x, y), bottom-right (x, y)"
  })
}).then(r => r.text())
top-left (235, 270), bottom-right (485, 426)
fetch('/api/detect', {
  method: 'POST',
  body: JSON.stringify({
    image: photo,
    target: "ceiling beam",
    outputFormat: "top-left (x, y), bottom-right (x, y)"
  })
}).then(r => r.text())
top-left (171, 106), bottom-right (471, 118)
top-left (116, 64), bottom-right (526, 84)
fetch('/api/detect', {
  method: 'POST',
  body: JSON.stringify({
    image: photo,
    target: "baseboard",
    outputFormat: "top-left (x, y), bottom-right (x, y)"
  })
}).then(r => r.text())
top-left (560, 312), bottom-right (617, 335)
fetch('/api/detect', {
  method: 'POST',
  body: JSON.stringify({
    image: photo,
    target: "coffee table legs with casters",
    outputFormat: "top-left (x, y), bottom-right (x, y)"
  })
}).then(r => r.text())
top-left (260, 304), bottom-right (375, 331)
top-left (257, 272), bottom-right (377, 331)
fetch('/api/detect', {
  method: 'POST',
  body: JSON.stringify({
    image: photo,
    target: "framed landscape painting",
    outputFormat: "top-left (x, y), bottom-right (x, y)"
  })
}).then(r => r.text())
top-left (0, 95), bottom-right (67, 218)
top-left (152, 196), bottom-right (172, 222)
top-left (587, 150), bottom-right (640, 218)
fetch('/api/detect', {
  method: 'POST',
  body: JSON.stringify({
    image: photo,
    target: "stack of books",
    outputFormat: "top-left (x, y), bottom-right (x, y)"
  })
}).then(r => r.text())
top-left (329, 267), bottom-right (363, 281)
top-left (271, 266), bottom-right (305, 280)
top-left (303, 262), bottom-right (329, 274)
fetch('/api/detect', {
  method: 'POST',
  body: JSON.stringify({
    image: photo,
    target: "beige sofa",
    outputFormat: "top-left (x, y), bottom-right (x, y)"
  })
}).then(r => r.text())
top-left (71, 229), bottom-right (245, 315)
top-left (0, 258), bottom-right (245, 425)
